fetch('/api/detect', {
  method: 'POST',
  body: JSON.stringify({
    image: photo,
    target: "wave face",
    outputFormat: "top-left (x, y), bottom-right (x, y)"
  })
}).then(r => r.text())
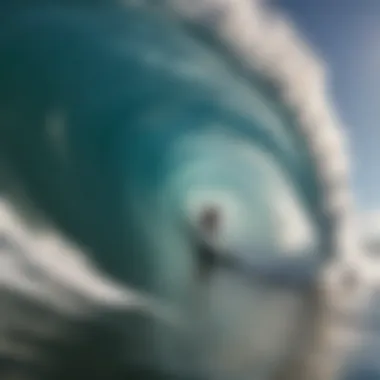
top-left (0, 1), bottom-right (364, 380)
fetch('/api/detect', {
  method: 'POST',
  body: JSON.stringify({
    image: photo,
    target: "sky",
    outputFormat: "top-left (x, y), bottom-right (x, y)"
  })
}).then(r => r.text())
top-left (275, 0), bottom-right (380, 211)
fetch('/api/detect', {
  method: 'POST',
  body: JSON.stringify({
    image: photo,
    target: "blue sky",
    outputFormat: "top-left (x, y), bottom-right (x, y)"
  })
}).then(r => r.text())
top-left (276, 0), bottom-right (380, 210)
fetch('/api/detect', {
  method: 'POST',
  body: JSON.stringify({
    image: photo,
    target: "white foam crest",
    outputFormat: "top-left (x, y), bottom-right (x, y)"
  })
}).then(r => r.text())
top-left (126, 0), bottom-right (356, 259)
